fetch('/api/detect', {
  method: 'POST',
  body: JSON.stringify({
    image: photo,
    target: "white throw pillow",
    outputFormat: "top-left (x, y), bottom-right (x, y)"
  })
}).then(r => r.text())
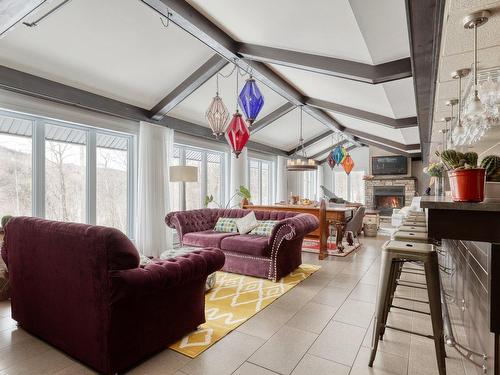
top-left (235, 211), bottom-right (259, 234)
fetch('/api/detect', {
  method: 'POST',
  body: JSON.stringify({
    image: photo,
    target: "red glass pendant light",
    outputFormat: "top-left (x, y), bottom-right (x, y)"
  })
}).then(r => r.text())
top-left (226, 110), bottom-right (250, 158)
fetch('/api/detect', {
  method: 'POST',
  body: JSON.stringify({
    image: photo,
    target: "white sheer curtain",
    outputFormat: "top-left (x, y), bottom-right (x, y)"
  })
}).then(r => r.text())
top-left (276, 155), bottom-right (288, 202)
top-left (229, 148), bottom-right (248, 206)
top-left (136, 122), bottom-right (174, 257)
top-left (317, 166), bottom-right (324, 201)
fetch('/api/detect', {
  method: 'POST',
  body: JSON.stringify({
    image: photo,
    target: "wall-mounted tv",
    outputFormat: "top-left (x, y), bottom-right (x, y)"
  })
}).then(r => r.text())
top-left (372, 156), bottom-right (408, 175)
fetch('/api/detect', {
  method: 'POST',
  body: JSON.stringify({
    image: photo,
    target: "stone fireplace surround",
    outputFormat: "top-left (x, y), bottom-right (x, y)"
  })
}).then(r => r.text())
top-left (364, 177), bottom-right (417, 216)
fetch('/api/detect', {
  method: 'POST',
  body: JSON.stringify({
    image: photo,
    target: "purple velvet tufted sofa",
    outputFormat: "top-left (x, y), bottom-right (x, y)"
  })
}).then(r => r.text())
top-left (165, 208), bottom-right (319, 281)
top-left (1, 216), bottom-right (225, 375)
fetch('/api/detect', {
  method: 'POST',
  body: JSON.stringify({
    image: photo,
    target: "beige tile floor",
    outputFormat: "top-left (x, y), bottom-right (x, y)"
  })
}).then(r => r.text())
top-left (0, 236), bottom-right (471, 374)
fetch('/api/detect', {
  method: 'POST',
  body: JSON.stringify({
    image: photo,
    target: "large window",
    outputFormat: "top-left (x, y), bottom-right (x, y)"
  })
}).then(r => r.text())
top-left (333, 170), bottom-right (365, 203)
top-left (302, 170), bottom-right (318, 200)
top-left (248, 158), bottom-right (273, 205)
top-left (170, 144), bottom-right (226, 210)
top-left (0, 114), bottom-right (32, 216)
top-left (0, 110), bottom-right (134, 235)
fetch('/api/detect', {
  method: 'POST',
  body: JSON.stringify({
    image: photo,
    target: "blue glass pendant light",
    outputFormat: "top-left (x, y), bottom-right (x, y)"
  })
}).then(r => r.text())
top-left (332, 146), bottom-right (345, 165)
top-left (238, 76), bottom-right (264, 125)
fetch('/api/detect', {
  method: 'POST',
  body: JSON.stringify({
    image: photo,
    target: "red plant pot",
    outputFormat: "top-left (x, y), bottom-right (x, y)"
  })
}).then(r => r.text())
top-left (447, 169), bottom-right (486, 202)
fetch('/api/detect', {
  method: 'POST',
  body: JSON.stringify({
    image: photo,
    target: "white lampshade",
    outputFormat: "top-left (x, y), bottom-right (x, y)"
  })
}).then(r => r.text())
top-left (169, 166), bottom-right (198, 182)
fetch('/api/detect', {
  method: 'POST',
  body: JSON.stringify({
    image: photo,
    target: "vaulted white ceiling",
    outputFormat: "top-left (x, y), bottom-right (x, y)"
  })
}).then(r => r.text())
top-left (0, 0), bottom-right (421, 155)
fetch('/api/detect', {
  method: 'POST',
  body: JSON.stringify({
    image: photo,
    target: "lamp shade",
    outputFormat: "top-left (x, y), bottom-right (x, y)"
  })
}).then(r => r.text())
top-left (169, 166), bottom-right (198, 182)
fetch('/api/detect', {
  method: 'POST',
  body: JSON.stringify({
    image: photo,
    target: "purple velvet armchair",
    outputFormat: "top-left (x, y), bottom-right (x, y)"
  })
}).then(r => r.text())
top-left (165, 208), bottom-right (319, 281)
top-left (1, 216), bottom-right (225, 375)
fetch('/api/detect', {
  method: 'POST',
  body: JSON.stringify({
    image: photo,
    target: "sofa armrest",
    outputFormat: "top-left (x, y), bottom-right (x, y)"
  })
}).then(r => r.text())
top-left (165, 210), bottom-right (218, 241)
top-left (110, 248), bottom-right (224, 301)
top-left (268, 214), bottom-right (319, 246)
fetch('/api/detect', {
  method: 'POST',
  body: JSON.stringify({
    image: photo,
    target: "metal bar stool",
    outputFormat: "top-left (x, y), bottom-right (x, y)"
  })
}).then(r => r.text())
top-left (403, 220), bottom-right (427, 227)
top-left (398, 225), bottom-right (428, 233)
top-left (369, 240), bottom-right (446, 375)
top-left (406, 215), bottom-right (426, 222)
top-left (393, 230), bottom-right (430, 243)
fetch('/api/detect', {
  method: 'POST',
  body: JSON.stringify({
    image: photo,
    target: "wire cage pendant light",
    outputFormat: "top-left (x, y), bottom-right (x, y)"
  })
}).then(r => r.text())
top-left (287, 107), bottom-right (318, 171)
top-left (206, 74), bottom-right (230, 138)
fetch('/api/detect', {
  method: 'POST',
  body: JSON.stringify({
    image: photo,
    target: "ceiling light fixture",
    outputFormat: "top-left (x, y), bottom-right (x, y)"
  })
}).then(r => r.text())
top-left (446, 99), bottom-right (458, 146)
top-left (206, 73), bottom-right (229, 138)
top-left (226, 70), bottom-right (250, 158)
top-left (287, 107), bottom-right (318, 171)
top-left (451, 68), bottom-right (470, 139)
top-left (238, 75), bottom-right (264, 126)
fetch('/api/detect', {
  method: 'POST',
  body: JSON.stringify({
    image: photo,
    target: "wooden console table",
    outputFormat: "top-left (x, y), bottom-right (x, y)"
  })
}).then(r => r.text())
top-left (243, 201), bottom-right (354, 260)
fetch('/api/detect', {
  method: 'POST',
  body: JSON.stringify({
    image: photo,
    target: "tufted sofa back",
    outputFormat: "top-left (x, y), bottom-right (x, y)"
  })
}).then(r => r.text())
top-left (165, 208), bottom-right (300, 239)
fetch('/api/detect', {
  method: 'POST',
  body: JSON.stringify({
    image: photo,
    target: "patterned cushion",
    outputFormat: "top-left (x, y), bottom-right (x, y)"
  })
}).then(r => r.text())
top-left (235, 211), bottom-right (259, 234)
top-left (214, 218), bottom-right (238, 233)
top-left (250, 220), bottom-right (280, 236)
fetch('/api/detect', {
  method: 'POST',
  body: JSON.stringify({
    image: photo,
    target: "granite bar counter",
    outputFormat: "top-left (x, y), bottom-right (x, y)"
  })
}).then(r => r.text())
top-left (420, 196), bottom-right (500, 374)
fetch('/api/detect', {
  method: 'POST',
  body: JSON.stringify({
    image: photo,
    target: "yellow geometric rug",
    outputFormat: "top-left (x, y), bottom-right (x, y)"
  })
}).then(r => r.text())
top-left (169, 264), bottom-right (320, 357)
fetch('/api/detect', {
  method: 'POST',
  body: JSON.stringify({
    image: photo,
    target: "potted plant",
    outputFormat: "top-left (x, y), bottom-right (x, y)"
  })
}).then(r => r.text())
top-left (204, 186), bottom-right (252, 208)
top-left (480, 155), bottom-right (500, 200)
top-left (423, 162), bottom-right (445, 196)
top-left (436, 150), bottom-right (485, 202)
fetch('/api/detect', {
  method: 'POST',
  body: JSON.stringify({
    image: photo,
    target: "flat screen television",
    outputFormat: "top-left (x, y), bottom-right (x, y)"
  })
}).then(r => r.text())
top-left (372, 156), bottom-right (408, 175)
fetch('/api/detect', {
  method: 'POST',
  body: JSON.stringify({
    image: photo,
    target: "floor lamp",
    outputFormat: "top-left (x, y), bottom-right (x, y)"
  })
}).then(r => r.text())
top-left (170, 166), bottom-right (198, 210)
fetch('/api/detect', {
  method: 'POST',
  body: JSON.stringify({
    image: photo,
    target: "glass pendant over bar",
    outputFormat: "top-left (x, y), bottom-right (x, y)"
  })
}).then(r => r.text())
top-left (238, 76), bottom-right (264, 125)
top-left (206, 74), bottom-right (230, 138)
top-left (226, 110), bottom-right (250, 158)
top-left (287, 107), bottom-right (318, 171)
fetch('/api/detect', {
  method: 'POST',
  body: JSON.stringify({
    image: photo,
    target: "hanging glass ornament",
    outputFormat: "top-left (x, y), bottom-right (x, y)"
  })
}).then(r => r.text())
top-left (332, 146), bottom-right (345, 164)
top-left (340, 146), bottom-right (347, 163)
top-left (327, 152), bottom-right (336, 169)
top-left (206, 95), bottom-right (229, 138)
top-left (226, 110), bottom-right (250, 158)
top-left (342, 154), bottom-right (355, 175)
top-left (238, 76), bottom-right (264, 125)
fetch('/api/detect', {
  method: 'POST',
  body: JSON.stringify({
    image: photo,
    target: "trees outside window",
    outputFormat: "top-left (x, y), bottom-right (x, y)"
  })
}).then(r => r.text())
top-left (171, 145), bottom-right (226, 210)
top-left (96, 133), bottom-right (129, 233)
top-left (0, 115), bottom-right (32, 217)
top-left (0, 110), bottom-right (134, 235)
top-left (248, 158), bottom-right (274, 205)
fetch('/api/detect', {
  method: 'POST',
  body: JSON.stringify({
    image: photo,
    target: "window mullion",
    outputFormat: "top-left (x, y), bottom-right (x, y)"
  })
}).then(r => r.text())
top-left (87, 130), bottom-right (96, 224)
top-left (33, 119), bottom-right (45, 218)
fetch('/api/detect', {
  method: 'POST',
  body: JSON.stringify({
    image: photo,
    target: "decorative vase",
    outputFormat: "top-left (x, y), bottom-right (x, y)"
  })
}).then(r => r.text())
top-left (240, 197), bottom-right (249, 207)
top-left (434, 176), bottom-right (445, 197)
top-left (447, 169), bottom-right (485, 202)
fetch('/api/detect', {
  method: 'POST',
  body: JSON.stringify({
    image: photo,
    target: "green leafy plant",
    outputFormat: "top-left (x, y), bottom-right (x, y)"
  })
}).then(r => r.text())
top-left (480, 155), bottom-right (500, 182)
top-left (1, 215), bottom-right (12, 230)
top-left (423, 162), bottom-right (444, 177)
top-left (436, 150), bottom-right (479, 170)
top-left (204, 185), bottom-right (252, 208)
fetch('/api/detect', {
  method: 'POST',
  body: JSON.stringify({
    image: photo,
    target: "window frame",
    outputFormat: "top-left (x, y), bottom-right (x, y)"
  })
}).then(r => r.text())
top-left (247, 157), bottom-right (274, 205)
top-left (332, 169), bottom-right (365, 203)
top-left (0, 109), bottom-right (135, 237)
top-left (172, 143), bottom-right (226, 209)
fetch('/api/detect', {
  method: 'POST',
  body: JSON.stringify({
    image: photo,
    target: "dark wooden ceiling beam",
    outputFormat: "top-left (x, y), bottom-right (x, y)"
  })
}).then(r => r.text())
top-left (306, 97), bottom-right (418, 129)
top-left (345, 128), bottom-right (420, 151)
top-left (287, 130), bottom-right (334, 155)
top-left (310, 139), bottom-right (349, 160)
top-left (406, 0), bottom-right (445, 165)
top-left (238, 43), bottom-right (412, 84)
top-left (352, 136), bottom-right (420, 158)
top-left (250, 102), bottom-right (295, 134)
top-left (0, 64), bottom-right (287, 156)
top-left (150, 54), bottom-right (228, 120)
top-left (141, 0), bottom-right (360, 147)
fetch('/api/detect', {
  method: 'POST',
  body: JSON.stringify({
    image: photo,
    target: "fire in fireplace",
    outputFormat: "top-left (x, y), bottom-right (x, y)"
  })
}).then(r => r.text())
top-left (373, 186), bottom-right (405, 216)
